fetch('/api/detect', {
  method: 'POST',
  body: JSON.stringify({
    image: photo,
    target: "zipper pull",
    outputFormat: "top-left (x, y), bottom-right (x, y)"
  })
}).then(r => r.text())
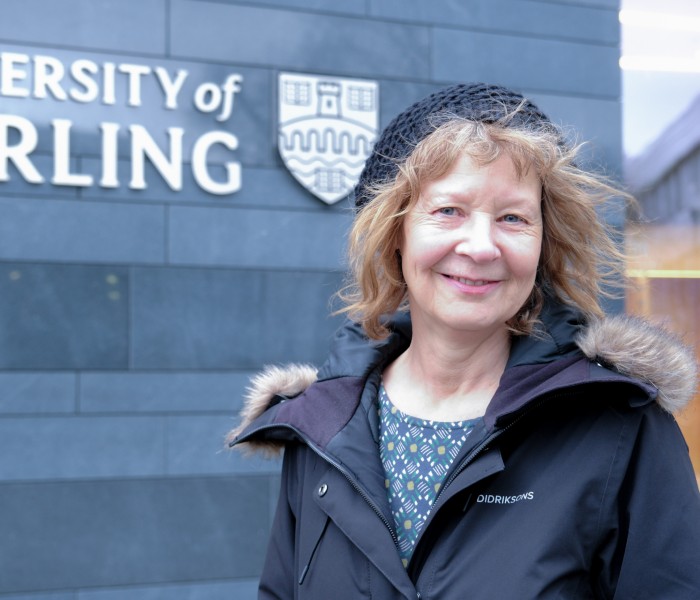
top-left (298, 564), bottom-right (310, 585)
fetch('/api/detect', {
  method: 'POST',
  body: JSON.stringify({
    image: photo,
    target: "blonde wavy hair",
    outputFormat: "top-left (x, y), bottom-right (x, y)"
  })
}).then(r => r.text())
top-left (337, 114), bottom-right (633, 340)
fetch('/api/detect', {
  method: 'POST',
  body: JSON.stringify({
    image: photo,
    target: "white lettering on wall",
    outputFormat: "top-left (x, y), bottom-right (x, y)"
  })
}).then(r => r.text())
top-left (155, 67), bottom-right (188, 110)
top-left (103, 62), bottom-right (116, 105)
top-left (0, 114), bottom-right (43, 183)
top-left (100, 122), bottom-right (120, 188)
top-left (70, 59), bottom-right (100, 103)
top-left (34, 55), bottom-right (67, 100)
top-left (51, 118), bottom-right (93, 187)
top-left (0, 51), bottom-right (243, 195)
top-left (130, 125), bottom-right (184, 191)
top-left (118, 63), bottom-right (151, 107)
top-left (193, 74), bottom-right (243, 122)
top-left (193, 131), bottom-right (241, 195)
top-left (1, 52), bottom-right (30, 98)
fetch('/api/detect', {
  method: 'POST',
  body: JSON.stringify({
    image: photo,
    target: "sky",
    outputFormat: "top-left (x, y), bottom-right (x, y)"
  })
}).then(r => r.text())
top-left (621, 0), bottom-right (700, 157)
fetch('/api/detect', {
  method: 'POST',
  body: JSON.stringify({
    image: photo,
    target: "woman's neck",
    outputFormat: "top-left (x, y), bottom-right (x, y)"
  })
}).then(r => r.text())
top-left (382, 325), bottom-right (510, 422)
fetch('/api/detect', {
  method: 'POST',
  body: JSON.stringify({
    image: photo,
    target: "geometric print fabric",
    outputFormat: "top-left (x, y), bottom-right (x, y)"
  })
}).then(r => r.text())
top-left (378, 383), bottom-right (478, 568)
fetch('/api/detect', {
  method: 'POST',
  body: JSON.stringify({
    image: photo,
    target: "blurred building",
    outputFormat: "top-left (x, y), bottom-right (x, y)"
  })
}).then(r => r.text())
top-left (625, 95), bottom-right (700, 482)
top-left (626, 94), bottom-right (700, 224)
top-left (0, 0), bottom-right (623, 597)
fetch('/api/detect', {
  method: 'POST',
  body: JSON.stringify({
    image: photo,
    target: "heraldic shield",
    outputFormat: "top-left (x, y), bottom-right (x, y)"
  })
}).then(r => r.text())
top-left (278, 72), bottom-right (379, 205)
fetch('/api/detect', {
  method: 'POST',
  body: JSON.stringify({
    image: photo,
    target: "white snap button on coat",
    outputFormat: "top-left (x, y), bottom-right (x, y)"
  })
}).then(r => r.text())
top-left (318, 483), bottom-right (328, 497)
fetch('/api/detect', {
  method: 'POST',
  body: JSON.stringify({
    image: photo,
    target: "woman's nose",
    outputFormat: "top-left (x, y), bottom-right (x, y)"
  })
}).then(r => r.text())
top-left (454, 217), bottom-right (501, 262)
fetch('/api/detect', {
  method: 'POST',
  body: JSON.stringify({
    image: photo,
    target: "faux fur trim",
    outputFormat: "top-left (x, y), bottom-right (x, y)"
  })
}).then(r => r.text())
top-left (226, 364), bottom-right (318, 454)
top-left (576, 315), bottom-right (697, 413)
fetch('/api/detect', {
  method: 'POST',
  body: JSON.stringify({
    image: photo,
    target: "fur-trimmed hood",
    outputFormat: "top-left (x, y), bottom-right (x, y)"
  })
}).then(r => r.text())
top-left (576, 315), bottom-right (697, 413)
top-left (229, 312), bottom-right (697, 453)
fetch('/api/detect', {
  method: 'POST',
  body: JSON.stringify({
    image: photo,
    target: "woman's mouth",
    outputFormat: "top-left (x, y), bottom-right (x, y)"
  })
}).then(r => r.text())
top-left (448, 275), bottom-right (492, 286)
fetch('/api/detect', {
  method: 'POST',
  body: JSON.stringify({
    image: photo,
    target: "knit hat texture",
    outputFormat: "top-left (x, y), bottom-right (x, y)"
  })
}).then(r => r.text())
top-left (354, 82), bottom-right (556, 208)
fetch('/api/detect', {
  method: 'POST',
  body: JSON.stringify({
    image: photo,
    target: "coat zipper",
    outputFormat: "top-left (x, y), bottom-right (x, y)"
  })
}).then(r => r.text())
top-left (431, 393), bottom-right (561, 509)
top-left (406, 396), bottom-right (553, 579)
top-left (309, 435), bottom-right (401, 548)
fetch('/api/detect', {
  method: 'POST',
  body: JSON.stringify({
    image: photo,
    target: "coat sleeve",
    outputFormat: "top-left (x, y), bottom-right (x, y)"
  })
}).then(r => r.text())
top-left (594, 405), bottom-right (700, 599)
top-left (258, 445), bottom-right (300, 600)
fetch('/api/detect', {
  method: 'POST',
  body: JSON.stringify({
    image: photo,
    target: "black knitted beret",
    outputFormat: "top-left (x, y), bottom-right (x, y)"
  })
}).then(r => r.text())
top-left (354, 82), bottom-right (557, 208)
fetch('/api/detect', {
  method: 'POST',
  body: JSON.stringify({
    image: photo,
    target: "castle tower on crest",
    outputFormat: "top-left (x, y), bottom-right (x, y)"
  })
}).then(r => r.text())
top-left (317, 81), bottom-right (341, 118)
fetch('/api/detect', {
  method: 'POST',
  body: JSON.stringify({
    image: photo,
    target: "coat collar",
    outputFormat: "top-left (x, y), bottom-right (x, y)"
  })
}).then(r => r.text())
top-left (229, 302), bottom-right (697, 453)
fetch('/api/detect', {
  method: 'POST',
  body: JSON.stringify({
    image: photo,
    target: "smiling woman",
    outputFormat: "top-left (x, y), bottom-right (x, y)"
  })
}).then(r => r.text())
top-left (229, 83), bottom-right (700, 599)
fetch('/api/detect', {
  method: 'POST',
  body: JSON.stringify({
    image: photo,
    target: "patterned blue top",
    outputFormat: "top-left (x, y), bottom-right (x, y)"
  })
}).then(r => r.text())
top-left (378, 382), bottom-right (479, 568)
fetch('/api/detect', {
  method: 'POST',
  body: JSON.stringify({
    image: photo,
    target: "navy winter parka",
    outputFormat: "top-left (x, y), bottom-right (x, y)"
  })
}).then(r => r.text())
top-left (230, 301), bottom-right (700, 599)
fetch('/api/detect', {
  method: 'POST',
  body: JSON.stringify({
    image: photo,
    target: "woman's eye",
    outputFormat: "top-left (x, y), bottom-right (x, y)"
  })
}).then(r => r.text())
top-left (502, 214), bottom-right (524, 224)
top-left (437, 207), bottom-right (457, 216)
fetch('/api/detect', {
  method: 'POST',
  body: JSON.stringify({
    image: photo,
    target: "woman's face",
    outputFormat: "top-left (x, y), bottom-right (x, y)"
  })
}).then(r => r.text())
top-left (399, 152), bottom-right (543, 339)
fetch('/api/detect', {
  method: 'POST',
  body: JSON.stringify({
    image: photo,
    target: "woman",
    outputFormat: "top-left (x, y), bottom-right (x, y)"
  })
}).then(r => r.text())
top-left (229, 83), bottom-right (700, 599)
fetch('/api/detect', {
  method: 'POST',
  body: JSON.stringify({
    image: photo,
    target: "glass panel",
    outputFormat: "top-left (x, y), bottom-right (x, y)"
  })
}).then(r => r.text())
top-left (626, 223), bottom-right (700, 482)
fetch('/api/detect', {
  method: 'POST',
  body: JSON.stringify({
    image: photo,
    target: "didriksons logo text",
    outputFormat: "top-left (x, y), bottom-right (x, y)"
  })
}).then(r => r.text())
top-left (476, 491), bottom-right (534, 505)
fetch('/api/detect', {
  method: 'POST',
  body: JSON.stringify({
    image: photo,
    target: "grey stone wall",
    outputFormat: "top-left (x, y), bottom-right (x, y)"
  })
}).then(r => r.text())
top-left (0, 0), bottom-right (621, 597)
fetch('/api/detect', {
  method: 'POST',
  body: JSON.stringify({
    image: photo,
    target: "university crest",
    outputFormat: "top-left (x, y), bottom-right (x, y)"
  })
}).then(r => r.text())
top-left (278, 72), bottom-right (379, 205)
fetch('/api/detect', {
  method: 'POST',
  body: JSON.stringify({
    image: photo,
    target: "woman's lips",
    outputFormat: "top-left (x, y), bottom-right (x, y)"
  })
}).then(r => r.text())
top-left (446, 274), bottom-right (496, 286)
